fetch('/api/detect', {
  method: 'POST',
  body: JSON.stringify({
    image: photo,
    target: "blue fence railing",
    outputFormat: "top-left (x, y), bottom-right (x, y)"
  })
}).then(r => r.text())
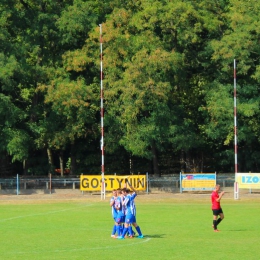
top-left (0, 174), bottom-right (235, 191)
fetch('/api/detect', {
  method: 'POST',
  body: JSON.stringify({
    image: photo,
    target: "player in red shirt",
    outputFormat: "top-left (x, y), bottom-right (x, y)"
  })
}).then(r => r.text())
top-left (211, 184), bottom-right (225, 232)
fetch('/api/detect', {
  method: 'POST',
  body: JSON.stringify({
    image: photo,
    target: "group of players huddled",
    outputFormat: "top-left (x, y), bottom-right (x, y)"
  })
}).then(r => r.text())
top-left (110, 184), bottom-right (144, 239)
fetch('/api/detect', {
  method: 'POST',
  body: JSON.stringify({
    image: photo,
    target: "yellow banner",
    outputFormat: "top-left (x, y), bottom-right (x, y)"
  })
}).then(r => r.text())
top-left (182, 180), bottom-right (216, 188)
top-left (80, 175), bottom-right (146, 191)
top-left (180, 173), bottom-right (216, 191)
top-left (236, 173), bottom-right (260, 189)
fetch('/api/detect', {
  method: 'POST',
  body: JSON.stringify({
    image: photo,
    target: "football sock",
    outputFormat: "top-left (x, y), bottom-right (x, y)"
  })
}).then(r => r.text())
top-left (116, 225), bottom-right (121, 236)
top-left (135, 226), bottom-right (143, 236)
top-left (216, 218), bottom-right (222, 226)
top-left (112, 225), bottom-right (116, 235)
top-left (213, 220), bottom-right (217, 230)
top-left (121, 227), bottom-right (128, 237)
top-left (128, 226), bottom-right (133, 236)
top-left (120, 225), bottom-right (124, 235)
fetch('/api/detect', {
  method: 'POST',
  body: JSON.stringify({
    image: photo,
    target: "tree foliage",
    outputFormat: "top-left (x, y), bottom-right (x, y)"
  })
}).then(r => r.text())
top-left (1, 0), bottom-right (260, 176)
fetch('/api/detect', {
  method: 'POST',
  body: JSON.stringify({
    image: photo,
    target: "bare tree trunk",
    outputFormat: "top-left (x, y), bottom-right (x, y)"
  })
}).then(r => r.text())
top-left (70, 142), bottom-right (76, 175)
top-left (185, 151), bottom-right (200, 173)
top-left (151, 141), bottom-right (160, 176)
top-left (180, 149), bottom-right (186, 173)
top-left (200, 152), bottom-right (204, 173)
top-left (184, 151), bottom-right (192, 172)
top-left (129, 155), bottom-right (133, 174)
top-left (23, 160), bottom-right (27, 175)
top-left (47, 148), bottom-right (54, 175)
top-left (59, 150), bottom-right (64, 177)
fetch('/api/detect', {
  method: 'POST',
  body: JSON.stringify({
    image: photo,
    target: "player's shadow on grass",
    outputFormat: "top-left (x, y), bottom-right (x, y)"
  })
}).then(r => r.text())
top-left (143, 234), bottom-right (165, 238)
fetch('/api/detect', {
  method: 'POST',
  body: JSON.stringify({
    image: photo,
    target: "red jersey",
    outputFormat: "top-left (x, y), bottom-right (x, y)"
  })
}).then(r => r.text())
top-left (211, 191), bottom-right (221, 209)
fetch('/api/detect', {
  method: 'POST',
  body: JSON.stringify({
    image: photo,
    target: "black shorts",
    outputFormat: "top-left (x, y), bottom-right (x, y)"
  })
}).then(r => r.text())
top-left (212, 208), bottom-right (223, 216)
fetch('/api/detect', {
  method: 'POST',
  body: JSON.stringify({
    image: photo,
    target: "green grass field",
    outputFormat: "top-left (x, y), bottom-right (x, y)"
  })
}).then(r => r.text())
top-left (0, 194), bottom-right (260, 260)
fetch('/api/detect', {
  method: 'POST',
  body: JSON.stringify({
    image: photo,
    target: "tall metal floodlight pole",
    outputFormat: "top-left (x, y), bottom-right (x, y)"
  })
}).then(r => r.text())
top-left (234, 59), bottom-right (238, 174)
top-left (100, 24), bottom-right (105, 200)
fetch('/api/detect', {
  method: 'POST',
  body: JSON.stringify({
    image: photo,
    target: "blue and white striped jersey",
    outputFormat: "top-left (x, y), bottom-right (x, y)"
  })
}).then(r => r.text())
top-left (115, 196), bottom-right (125, 216)
top-left (130, 192), bottom-right (137, 216)
top-left (123, 192), bottom-right (137, 215)
top-left (110, 196), bottom-right (117, 218)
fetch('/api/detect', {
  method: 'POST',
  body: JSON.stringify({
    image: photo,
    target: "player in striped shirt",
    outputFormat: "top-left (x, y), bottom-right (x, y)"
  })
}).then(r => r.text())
top-left (117, 184), bottom-right (143, 239)
top-left (110, 189), bottom-right (118, 238)
top-left (128, 185), bottom-right (143, 238)
top-left (114, 189), bottom-right (125, 237)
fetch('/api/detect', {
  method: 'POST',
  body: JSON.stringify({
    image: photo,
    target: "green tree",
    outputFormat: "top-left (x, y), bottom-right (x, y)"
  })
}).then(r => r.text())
top-left (97, 0), bottom-right (230, 173)
top-left (208, 0), bottom-right (260, 171)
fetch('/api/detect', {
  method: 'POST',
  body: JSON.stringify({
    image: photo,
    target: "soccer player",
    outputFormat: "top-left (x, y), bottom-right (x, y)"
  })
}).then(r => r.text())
top-left (118, 184), bottom-right (144, 239)
top-left (110, 189), bottom-right (118, 238)
top-left (211, 184), bottom-right (225, 232)
top-left (114, 189), bottom-right (125, 237)
top-left (127, 184), bottom-right (143, 238)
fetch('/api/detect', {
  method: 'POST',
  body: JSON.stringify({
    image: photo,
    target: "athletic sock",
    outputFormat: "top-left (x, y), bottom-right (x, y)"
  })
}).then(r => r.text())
top-left (116, 225), bottom-right (121, 236)
top-left (213, 220), bottom-right (217, 230)
top-left (128, 226), bottom-right (133, 236)
top-left (135, 226), bottom-right (143, 236)
top-left (112, 225), bottom-right (116, 235)
top-left (121, 227), bottom-right (128, 237)
top-left (216, 218), bottom-right (222, 226)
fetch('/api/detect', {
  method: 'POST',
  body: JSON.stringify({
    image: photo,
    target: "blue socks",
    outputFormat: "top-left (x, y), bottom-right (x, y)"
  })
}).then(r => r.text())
top-left (112, 225), bottom-right (116, 235)
top-left (121, 227), bottom-right (128, 237)
top-left (135, 226), bottom-right (143, 236)
top-left (128, 226), bottom-right (133, 236)
top-left (116, 225), bottom-right (121, 236)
